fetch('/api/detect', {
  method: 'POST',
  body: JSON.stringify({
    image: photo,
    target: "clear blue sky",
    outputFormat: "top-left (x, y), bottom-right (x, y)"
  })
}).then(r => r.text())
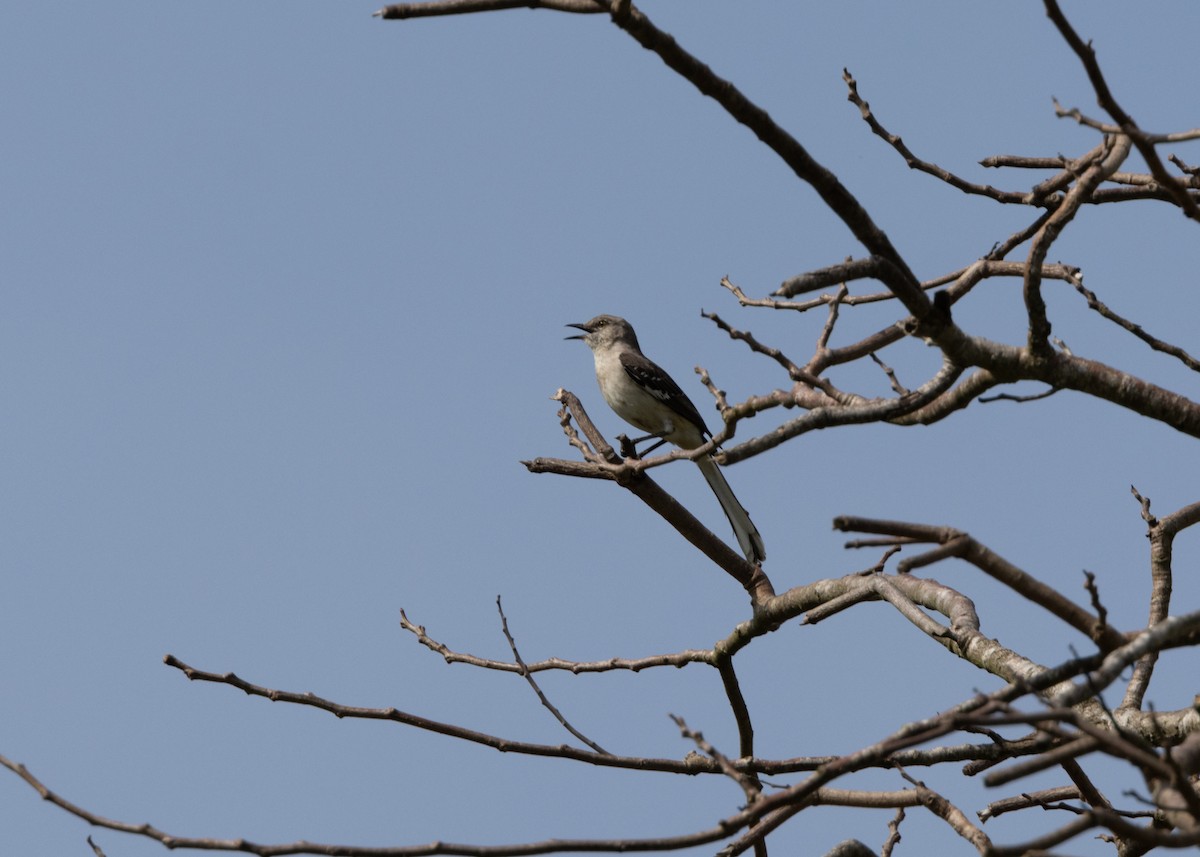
top-left (3, 2), bottom-right (1199, 855)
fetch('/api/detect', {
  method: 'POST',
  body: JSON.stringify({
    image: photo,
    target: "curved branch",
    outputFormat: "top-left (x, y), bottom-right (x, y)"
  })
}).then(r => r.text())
top-left (833, 517), bottom-right (1125, 651)
top-left (715, 657), bottom-right (756, 761)
top-left (1048, 610), bottom-right (1200, 709)
top-left (1022, 135), bottom-right (1131, 353)
top-left (592, 0), bottom-right (929, 318)
top-left (1122, 497), bottom-right (1200, 710)
top-left (1044, 0), bottom-right (1200, 220)
top-left (774, 257), bottom-right (889, 298)
top-left (888, 369), bottom-right (1000, 426)
top-left (720, 358), bottom-right (963, 463)
top-left (931, 326), bottom-right (1200, 438)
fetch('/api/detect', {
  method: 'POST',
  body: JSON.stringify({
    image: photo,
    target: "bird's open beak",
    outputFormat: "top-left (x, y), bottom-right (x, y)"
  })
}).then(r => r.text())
top-left (564, 323), bottom-right (589, 341)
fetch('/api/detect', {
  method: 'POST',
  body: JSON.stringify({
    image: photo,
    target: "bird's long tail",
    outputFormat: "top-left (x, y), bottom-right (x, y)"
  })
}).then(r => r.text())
top-left (696, 455), bottom-right (766, 564)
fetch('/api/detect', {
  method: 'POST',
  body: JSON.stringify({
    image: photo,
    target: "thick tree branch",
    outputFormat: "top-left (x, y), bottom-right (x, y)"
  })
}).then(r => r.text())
top-left (1022, 134), bottom-right (1130, 353)
top-left (835, 517), bottom-right (1125, 651)
top-left (929, 326), bottom-right (1200, 438)
top-left (719, 358), bottom-right (963, 463)
top-left (1121, 496), bottom-right (1200, 710)
top-left (525, 390), bottom-right (776, 606)
top-left (587, 0), bottom-right (929, 318)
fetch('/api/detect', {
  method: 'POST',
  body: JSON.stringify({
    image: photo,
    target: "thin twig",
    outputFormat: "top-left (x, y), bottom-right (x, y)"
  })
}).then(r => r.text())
top-left (881, 807), bottom-right (904, 857)
top-left (496, 596), bottom-right (611, 754)
top-left (1023, 135), bottom-right (1130, 353)
top-left (671, 715), bottom-right (760, 804)
top-left (704, 301), bottom-right (811, 385)
top-left (375, 0), bottom-right (601, 19)
top-left (843, 70), bottom-right (1033, 206)
top-left (400, 608), bottom-right (714, 672)
top-left (1066, 270), bottom-right (1200, 373)
top-left (159, 654), bottom-right (729, 775)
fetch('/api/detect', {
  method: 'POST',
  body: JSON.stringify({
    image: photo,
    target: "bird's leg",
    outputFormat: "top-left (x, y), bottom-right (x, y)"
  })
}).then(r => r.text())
top-left (617, 433), bottom-right (668, 459)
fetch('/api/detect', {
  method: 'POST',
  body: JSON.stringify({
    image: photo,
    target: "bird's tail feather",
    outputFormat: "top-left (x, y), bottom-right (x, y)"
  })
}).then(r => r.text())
top-left (696, 456), bottom-right (766, 563)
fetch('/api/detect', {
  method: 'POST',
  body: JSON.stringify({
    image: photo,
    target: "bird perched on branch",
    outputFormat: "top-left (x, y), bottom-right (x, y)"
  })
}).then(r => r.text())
top-left (567, 314), bottom-right (766, 564)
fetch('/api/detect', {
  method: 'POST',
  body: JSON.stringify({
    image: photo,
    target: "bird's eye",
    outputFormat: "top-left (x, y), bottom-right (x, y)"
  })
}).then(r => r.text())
top-left (596, 319), bottom-right (607, 327)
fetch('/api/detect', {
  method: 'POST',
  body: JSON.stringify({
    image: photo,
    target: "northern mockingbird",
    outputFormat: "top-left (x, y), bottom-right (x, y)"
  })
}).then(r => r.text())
top-left (567, 314), bottom-right (766, 564)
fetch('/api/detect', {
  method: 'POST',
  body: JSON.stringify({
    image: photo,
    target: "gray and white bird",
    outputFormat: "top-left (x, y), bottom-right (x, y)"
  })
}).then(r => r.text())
top-left (567, 314), bottom-right (766, 564)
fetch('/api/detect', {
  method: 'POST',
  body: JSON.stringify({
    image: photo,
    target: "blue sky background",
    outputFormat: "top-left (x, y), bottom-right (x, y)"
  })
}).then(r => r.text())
top-left (3, 2), bottom-right (1199, 855)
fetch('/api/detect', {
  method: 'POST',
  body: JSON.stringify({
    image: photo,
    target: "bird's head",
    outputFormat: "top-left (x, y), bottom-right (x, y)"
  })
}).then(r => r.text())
top-left (565, 314), bottom-right (638, 351)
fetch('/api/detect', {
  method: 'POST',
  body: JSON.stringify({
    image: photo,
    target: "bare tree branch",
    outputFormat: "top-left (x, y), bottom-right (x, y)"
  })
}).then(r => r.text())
top-left (843, 70), bottom-right (1039, 206)
top-left (1043, 0), bottom-right (1200, 219)
top-left (399, 608), bottom-right (714, 673)
top-left (495, 596), bottom-right (610, 754)
top-left (1022, 134), bottom-right (1130, 353)
top-left (978, 786), bottom-right (1082, 822)
top-left (671, 715), bottom-right (761, 809)
top-left (1067, 270), bottom-right (1200, 373)
top-left (1122, 496), bottom-right (1200, 710)
top-left (0, 752), bottom-right (775, 857)
top-left (834, 517), bottom-right (1126, 651)
top-left (588, 0), bottom-right (929, 318)
top-left (524, 390), bottom-right (776, 606)
top-left (160, 653), bottom-right (711, 775)
top-left (13, 4), bottom-right (1200, 855)
top-left (374, 0), bottom-right (601, 20)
